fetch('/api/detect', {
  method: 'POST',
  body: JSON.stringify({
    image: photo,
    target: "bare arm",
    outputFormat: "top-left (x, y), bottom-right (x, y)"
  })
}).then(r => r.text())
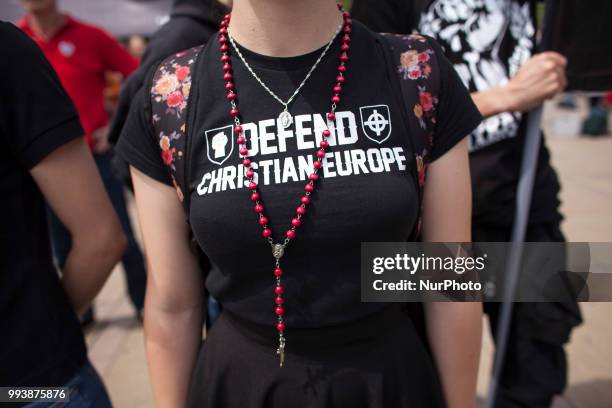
top-left (130, 167), bottom-right (203, 408)
top-left (30, 138), bottom-right (126, 315)
top-left (421, 138), bottom-right (482, 408)
top-left (472, 51), bottom-right (567, 118)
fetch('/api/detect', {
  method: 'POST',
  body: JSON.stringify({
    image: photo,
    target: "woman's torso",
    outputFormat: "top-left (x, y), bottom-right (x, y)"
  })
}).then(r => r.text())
top-left (185, 21), bottom-right (420, 327)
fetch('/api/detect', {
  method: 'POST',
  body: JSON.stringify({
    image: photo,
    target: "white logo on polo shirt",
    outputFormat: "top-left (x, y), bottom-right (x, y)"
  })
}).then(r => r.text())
top-left (58, 41), bottom-right (76, 57)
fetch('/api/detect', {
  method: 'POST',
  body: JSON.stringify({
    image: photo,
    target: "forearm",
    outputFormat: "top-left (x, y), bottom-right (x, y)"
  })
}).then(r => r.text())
top-left (425, 302), bottom-right (482, 408)
top-left (61, 233), bottom-right (125, 315)
top-left (470, 86), bottom-right (516, 118)
top-left (145, 292), bottom-right (203, 408)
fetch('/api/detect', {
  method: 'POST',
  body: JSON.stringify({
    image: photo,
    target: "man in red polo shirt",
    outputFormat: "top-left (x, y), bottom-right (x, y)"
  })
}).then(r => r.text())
top-left (18, 0), bottom-right (138, 149)
top-left (19, 0), bottom-right (147, 324)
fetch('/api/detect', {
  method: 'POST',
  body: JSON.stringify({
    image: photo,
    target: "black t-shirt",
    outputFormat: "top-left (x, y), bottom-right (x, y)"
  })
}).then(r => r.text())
top-left (0, 22), bottom-right (87, 386)
top-left (117, 21), bottom-right (481, 327)
top-left (353, 0), bottom-right (562, 228)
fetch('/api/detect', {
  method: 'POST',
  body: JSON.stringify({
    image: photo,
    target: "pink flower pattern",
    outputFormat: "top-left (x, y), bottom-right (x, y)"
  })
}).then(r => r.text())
top-left (150, 46), bottom-right (203, 201)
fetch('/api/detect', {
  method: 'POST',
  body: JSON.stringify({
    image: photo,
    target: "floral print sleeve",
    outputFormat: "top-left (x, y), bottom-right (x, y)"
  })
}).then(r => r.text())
top-left (380, 33), bottom-right (441, 239)
top-left (150, 46), bottom-right (204, 203)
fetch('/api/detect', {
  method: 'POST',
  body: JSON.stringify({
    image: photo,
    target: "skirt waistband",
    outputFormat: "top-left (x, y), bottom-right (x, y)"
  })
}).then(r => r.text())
top-left (221, 304), bottom-right (408, 354)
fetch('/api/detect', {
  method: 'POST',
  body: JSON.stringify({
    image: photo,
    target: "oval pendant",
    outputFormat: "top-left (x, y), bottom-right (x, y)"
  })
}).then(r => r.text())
top-left (278, 110), bottom-right (293, 129)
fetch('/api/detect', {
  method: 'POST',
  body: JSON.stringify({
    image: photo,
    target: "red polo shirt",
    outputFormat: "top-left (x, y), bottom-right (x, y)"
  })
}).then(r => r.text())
top-left (18, 16), bottom-right (138, 148)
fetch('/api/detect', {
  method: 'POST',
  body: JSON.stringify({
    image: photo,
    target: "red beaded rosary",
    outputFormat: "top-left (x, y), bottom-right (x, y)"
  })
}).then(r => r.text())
top-left (217, 4), bottom-right (352, 367)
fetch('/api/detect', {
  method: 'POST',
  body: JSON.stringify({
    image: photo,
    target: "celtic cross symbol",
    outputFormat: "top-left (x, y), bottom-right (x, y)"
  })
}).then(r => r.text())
top-left (364, 109), bottom-right (389, 137)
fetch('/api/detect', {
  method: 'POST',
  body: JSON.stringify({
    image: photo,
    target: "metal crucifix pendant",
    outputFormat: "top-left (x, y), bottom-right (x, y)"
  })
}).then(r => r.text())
top-left (278, 109), bottom-right (293, 129)
top-left (277, 337), bottom-right (286, 367)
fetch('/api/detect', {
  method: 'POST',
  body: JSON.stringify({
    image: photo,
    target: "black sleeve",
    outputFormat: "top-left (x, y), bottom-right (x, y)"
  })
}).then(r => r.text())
top-left (114, 85), bottom-right (173, 185)
top-left (351, 0), bottom-right (415, 34)
top-left (428, 39), bottom-right (482, 161)
top-left (0, 22), bottom-right (84, 169)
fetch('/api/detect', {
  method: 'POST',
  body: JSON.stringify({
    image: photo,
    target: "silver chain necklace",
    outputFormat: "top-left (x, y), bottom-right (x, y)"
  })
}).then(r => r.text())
top-left (227, 20), bottom-right (343, 129)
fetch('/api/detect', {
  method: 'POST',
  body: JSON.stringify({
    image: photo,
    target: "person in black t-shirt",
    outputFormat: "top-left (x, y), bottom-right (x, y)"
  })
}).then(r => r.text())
top-left (0, 22), bottom-right (125, 403)
top-left (108, 0), bottom-right (230, 152)
top-left (116, 1), bottom-right (483, 406)
top-left (352, 0), bottom-right (582, 406)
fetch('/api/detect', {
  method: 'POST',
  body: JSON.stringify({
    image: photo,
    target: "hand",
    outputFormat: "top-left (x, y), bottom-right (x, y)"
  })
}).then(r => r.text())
top-left (503, 52), bottom-right (568, 112)
top-left (91, 125), bottom-right (111, 154)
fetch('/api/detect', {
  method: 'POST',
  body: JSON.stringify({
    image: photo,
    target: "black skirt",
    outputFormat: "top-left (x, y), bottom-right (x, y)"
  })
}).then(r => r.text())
top-left (188, 304), bottom-right (445, 408)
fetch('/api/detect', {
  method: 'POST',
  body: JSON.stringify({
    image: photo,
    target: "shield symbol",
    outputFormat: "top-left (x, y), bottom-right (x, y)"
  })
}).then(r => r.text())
top-left (205, 125), bottom-right (234, 165)
top-left (359, 104), bottom-right (392, 144)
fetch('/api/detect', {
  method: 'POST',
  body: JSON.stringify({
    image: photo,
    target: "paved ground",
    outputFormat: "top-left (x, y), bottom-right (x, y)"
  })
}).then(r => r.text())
top-left (86, 98), bottom-right (612, 407)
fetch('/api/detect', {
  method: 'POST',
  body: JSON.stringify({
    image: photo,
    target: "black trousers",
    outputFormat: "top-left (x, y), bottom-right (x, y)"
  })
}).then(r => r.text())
top-left (473, 222), bottom-right (582, 408)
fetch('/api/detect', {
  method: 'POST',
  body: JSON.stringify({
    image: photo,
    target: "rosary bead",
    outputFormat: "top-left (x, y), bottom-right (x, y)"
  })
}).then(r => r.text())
top-left (220, 44), bottom-right (229, 52)
top-left (227, 93), bottom-right (236, 100)
top-left (276, 322), bottom-right (285, 332)
top-left (342, 34), bottom-right (351, 43)
top-left (262, 228), bottom-right (272, 238)
top-left (225, 82), bottom-right (234, 90)
top-left (291, 218), bottom-right (302, 227)
top-left (341, 43), bottom-right (350, 52)
top-left (320, 140), bottom-right (329, 148)
top-left (336, 75), bottom-right (345, 83)
top-left (301, 196), bottom-right (311, 205)
top-left (223, 72), bottom-right (232, 81)
top-left (259, 216), bottom-right (268, 226)
top-left (235, 125), bottom-right (243, 133)
top-left (219, 27), bottom-right (227, 35)
top-left (242, 158), bottom-right (251, 167)
top-left (339, 53), bottom-right (349, 62)
top-left (246, 169), bottom-right (255, 178)
top-left (333, 85), bottom-right (342, 93)
top-left (327, 112), bottom-right (336, 120)
top-left (286, 230), bottom-right (296, 239)
top-left (343, 26), bottom-right (352, 34)
top-left (274, 268), bottom-right (283, 277)
top-left (296, 206), bottom-right (306, 215)
top-left (313, 160), bottom-right (322, 169)
top-left (275, 296), bottom-right (284, 304)
top-left (223, 63), bottom-right (232, 72)
top-left (275, 306), bottom-right (285, 316)
top-left (275, 285), bottom-right (284, 295)
top-left (219, 36), bottom-right (228, 44)
top-left (316, 149), bottom-right (326, 158)
top-left (221, 55), bottom-right (230, 63)
top-left (248, 182), bottom-right (257, 190)
top-left (309, 173), bottom-right (319, 181)
top-left (250, 192), bottom-right (260, 201)
top-left (237, 136), bottom-right (246, 144)
top-left (254, 204), bottom-right (264, 213)
top-left (344, 18), bottom-right (353, 26)
top-left (305, 183), bottom-right (315, 192)
top-left (230, 108), bottom-right (239, 117)
top-left (322, 129), bottom-right (331, 137)
top-left (338, 65), bottom-right (347, 73)
top-left (239, 147), bottom-right (249, 156)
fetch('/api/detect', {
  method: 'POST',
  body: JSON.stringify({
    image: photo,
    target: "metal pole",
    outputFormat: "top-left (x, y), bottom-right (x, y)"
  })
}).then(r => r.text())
top-left (484, 106), bottom-right (543, 408)
top-left (485, 1), bottom-right (558, 405)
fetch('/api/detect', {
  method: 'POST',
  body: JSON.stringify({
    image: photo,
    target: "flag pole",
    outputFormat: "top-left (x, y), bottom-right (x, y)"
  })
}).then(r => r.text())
top-left (484, 1), bottom-right (557, 406)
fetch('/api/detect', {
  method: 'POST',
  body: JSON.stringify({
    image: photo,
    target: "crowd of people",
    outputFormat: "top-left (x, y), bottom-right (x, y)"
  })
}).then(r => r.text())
top-left (2, 0), bottom-right (605, 407)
